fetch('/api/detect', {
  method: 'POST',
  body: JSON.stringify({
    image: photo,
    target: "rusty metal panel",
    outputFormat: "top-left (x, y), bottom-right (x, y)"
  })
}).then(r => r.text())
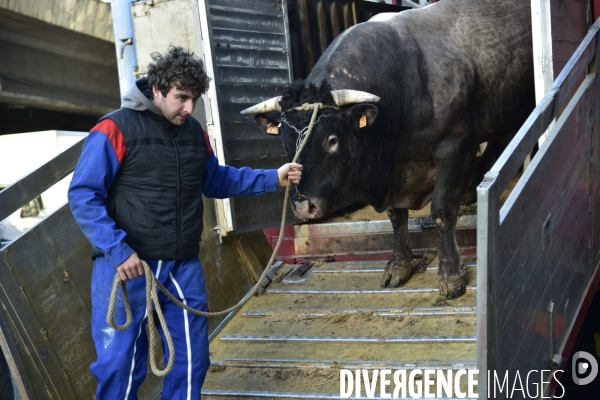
top-left (477, 20), bottom-right (600, 399)
top-left (551, 0), bottom-right (592, 79)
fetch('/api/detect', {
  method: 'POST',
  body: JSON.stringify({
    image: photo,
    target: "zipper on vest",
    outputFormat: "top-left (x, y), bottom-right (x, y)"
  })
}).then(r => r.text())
top-left (171, 129), bottom-right (182, 259)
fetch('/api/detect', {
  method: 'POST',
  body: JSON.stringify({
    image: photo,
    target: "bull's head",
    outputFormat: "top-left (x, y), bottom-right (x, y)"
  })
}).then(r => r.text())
top-left (241, 81), bottom-right (379, 220)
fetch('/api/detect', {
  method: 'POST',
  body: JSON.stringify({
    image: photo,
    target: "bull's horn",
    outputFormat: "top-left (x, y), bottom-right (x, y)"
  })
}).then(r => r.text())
top-left (240, 96), bottom-right (282, 114)
top-left (331, 90), bottom-right (380, 106)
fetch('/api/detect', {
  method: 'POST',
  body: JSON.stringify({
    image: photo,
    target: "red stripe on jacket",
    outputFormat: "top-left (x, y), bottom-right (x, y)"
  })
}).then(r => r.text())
top-left (203, 129), bottom-right (214, 156)
top-left (93, 119), bottom-right (126, 164)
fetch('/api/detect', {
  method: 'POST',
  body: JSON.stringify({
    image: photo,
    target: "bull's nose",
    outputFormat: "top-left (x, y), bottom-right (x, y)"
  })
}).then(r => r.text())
top-left (292, 198), bottom-right (319, 219)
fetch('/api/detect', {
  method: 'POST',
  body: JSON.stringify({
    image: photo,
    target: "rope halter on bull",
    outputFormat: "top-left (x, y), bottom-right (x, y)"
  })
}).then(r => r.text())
top-left (106, 89), bottom-right (379, 377)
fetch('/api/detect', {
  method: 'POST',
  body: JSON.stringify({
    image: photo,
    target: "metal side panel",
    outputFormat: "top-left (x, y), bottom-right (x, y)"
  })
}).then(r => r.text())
top-left (478, 20), bottom-right (600, 399)
top-left (0, 206), bottom-right (90, 399)
top-left (495, 75), bottom-right (594, 380)
top-left (1, 204), bottom-right (165, 399)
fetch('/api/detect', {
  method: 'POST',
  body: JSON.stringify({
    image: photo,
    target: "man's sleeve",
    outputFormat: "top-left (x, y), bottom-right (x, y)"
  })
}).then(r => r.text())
top-left (68, 119), bottom-right (135, 268)
top-left (201, 131), bottom-right (279, 199)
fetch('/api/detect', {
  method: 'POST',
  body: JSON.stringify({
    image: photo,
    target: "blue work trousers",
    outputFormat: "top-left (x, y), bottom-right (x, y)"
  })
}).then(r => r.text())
top-left (90, 257), bottom-right (210, 399)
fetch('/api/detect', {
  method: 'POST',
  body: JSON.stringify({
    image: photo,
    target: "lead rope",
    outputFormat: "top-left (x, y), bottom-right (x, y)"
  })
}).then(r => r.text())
top-left (106, 102), bottom-right (323, 376)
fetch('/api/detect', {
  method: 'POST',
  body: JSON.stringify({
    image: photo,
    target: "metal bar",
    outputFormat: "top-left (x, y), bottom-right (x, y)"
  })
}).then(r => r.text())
top-left (216, 357), bottom-right (477, 370)
top-left (220, 335), bottom-right (477, 343)
top-left (209, 4), bottom-right (282, 15)
top-left (531, 0), bottom-right (555, 147)
top-left (0, 316), bottom-right (31, 399)
top-left (0, 138), bottom-right (84, 222)
top-left (195, 0), bottom-right (235, 236)
top-left (312, 262), bottom-right (477, 273)
top-left (209, 309), bottom-right (240, 342)
top-left (266, 285), bottom-right (477, 295)
top-left (202, 389), bottom-right (464, 399)
top-left (476, 176), bottom-right (495, 400)
top-left (0, 91), bottom-right (113, 115)
top-left (242, 306), bottom-right (477, 318)
top-left (281, 0), bottom-right (294, 84)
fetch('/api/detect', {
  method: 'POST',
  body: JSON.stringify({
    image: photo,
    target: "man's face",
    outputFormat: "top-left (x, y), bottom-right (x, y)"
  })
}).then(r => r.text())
top-left (152, 85), bottom-right (199, 126)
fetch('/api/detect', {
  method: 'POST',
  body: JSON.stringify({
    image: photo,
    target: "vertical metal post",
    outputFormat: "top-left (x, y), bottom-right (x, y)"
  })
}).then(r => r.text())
top-left (531, 0), bottom-right (554, 146)
top-left (193, 0), bottom-right (235, 236)
top-left (110, 0), bottom-right (139, 97)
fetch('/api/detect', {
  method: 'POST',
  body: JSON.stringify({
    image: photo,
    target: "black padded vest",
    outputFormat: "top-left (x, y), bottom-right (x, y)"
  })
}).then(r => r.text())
top-left (98, 108), bottom-right (210, 260)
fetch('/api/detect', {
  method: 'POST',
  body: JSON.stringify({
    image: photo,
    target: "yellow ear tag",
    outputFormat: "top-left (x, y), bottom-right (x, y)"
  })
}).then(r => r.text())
top-left (267, 125), bottom-right (279, 135)
top-left (359, 115), bottom-right (367, 128)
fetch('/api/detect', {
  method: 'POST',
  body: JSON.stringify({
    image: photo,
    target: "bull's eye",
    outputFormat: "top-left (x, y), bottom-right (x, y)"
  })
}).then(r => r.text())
top-left (327, 135), bottom-right (339, 153)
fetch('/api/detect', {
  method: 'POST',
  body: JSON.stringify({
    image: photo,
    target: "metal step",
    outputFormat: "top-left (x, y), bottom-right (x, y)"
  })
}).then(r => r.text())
top-left (204, 356), bottom-right (478, 398)
top-left (204, 250), bottom-right (478, 400)
top-left (202, 389), bottom-right (468, 399)
top-left (203, 389), bottom-right (471, 399)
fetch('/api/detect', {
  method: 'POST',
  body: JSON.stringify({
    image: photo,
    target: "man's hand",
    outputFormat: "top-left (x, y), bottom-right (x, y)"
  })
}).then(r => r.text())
top-left (116, 252), bottom-right (145, 281)
top-left (277, 163), bottom-right (303, 187)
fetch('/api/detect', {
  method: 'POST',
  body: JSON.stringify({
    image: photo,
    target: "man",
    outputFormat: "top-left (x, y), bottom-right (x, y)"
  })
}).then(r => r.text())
top-left (68, 46), bottom-right (301, 399)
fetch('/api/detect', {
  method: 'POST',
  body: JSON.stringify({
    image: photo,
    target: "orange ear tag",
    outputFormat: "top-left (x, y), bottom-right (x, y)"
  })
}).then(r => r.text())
top-left (359, 115), bottom-right (367, 128)
top-left (267, 125), bottom-right (279, 135)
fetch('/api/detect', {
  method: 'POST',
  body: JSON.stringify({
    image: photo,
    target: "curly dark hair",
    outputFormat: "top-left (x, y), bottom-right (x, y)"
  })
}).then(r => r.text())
top-left (147, 46), bottom-right (211, 99)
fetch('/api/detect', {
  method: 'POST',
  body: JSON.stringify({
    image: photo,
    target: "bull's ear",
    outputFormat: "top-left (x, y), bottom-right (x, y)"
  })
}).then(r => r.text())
top-left (254, 113), bottom-right (282, 135)
top-left (349, 104), bottom-right (378, 129)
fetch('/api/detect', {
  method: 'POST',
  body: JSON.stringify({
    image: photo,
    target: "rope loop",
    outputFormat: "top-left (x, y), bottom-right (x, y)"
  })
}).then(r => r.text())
top-left (106, 102), bottom-right (322, 377)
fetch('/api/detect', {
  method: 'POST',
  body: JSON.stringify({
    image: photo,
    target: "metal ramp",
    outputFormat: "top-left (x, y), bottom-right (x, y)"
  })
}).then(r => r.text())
top-left (202, 217), bottom-right (478, 399)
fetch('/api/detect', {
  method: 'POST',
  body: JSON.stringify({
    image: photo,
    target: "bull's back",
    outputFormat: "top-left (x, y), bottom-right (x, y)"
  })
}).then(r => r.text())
top-left (405, 0), bottom-right (534, 139)
top-left (309, 0), bottom-right (533, 142)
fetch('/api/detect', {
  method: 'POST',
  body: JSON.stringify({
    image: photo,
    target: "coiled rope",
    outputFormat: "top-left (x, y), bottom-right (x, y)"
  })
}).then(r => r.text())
top-left (107, 102), bottom-right (324, 376)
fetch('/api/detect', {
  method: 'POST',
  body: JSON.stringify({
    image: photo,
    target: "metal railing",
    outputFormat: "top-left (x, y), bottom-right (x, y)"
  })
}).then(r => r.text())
top-left (477, 19), bottom-right (600, 400)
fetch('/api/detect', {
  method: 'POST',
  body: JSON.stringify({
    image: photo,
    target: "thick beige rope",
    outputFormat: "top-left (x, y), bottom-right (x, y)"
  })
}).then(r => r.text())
top-left (107, 103), bottom-right (322, 376)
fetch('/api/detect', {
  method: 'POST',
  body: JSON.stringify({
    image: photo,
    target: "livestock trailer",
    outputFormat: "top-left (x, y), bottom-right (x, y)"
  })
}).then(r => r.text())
top-left (1, 0), bottom-right (599, 399)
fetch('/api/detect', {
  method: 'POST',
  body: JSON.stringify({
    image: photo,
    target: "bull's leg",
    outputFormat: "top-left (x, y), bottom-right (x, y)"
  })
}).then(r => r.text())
top-left (432, 137), bottom-right (479, 298)
top-left (381, 208), bottom-right (413, 287)
top-left (462, 137), bottom-right (511, 205)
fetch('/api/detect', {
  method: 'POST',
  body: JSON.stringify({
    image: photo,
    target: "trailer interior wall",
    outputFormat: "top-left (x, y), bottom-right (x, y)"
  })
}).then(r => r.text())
top-left (477, 19), bottom-right (600, 399)
top-left (286, 0), bottom-right (409, 79)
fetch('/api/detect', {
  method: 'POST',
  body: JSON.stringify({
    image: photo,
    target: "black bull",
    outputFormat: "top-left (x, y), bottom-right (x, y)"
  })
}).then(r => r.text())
top-left (242, 0), bottom-right (534, 298)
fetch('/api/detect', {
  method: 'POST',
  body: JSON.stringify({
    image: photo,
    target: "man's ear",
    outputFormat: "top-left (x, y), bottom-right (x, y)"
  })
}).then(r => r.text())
top-left (348, 104), bottom-right (378, 129)
top-left (254, 113), bottom-right (282, 135)
top-left (152, 85), bottom-right (162, 100)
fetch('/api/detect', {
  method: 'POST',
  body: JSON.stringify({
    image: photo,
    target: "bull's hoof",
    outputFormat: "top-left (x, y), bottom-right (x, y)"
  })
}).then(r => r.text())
top-left (381, 259), bottom-right (413, 288)
top-left (438, 270), bottom-right (467, 299)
